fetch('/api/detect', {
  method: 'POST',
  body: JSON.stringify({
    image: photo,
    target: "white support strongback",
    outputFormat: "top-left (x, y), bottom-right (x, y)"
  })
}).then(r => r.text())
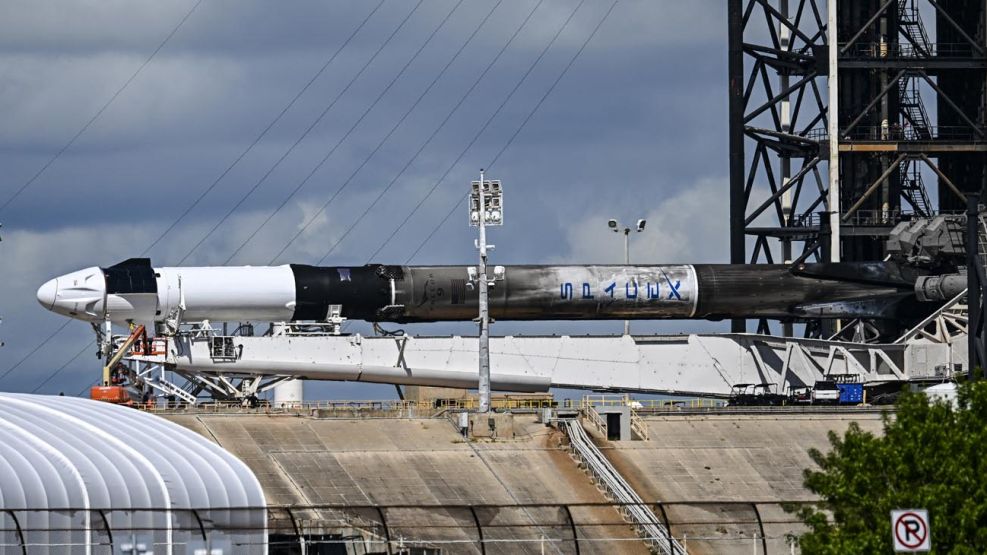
top-left (126, 331), bottom-right (965, 398)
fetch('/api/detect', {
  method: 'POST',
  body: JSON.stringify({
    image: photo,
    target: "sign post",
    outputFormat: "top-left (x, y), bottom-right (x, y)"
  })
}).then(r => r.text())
top-left (891, 509), bottom-right (930, 552)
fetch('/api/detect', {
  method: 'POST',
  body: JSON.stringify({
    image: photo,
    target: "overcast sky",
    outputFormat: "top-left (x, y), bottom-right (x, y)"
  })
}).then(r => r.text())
top-left (0, 0), bottom-right (732, 397)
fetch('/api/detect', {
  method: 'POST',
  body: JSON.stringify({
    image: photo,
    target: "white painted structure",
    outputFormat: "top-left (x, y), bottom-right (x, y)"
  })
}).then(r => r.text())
top-left (273, 379), bottom-right (304, 406)
top-left (0, 393), bottom-right (266, 553)
top-left (127, 326), bottom-right (964, 398)
top-left (37, 265), bottom-right (296, 326)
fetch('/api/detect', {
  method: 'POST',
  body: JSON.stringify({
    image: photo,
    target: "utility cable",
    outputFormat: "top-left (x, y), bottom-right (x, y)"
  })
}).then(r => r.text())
top-left (271, 0), bottom-right (547, 265)
top-left (0, 0), bottom-right (205, 214)
top-left (30, 0), bottom-right (501, 383)
top-left (244, 0), bottom-right (474, 266)
top-left (5, 1), bottom-right (386, 388)
top-left (177, 0), bottom-right (430, 264)
top-left (404, 0), bottom-right (617, 264)
top-left (32, 341), bottom-right (93, 394)
top-left (143, 0), bottom-right (386, 256)
top-left (364, 0), bottom-right (589, 265)
top-left (486, 1), bottom-right (617, 172)
top-left (337, 0), bottom-right (583, 350)
top-left (314, 0), bottom-right (542, 266)
top-left (223, 0), bottom-right (472, 264)
top-left (0, 320), bottom-right (72, 384)
top-left (77, 380), bottom-right (97, 397)
top-left (22, 0), bottom-right (614, 394)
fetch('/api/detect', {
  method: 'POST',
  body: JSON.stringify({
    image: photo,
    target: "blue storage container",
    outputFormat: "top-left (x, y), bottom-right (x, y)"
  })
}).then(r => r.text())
top-left (837, 383), bottom-right (863, 404)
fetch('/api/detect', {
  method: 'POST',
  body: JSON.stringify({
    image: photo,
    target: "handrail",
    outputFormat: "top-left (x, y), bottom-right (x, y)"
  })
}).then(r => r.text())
top-left (629, 409), bottom-right (650, 441)
top-left (584, 406), bottom-right (608, 436)
top-left (581, 395), bottom-right (726, 411)
top-left (563, 419), bottom-right (684, 554)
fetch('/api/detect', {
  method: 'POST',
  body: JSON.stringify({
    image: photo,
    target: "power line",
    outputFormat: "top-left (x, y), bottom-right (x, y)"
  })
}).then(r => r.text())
top-left (0, 319), bottom-right (72, 384)
top-left (19, 0), bottom-right (491, 389)
top-left (178, 0), bottom-right (430, 265)
top-left (19, 0), bottom-right (616, 395)
top-left (0, 0), bottom-right (205, 215)
top-left (314, 0), bottom-right (542, 266)
top-left (487, 2), bottom-right (617, 170)
top-left (404, 0), bottom-right (617, 264)
top-left (226, 0), bottom-right (499, 265)
top-left (143, 0), bottom-right (386, 256)
top-left (31, 341), bottom-right (93, 394)
top-left (361, 0), bottom-right (585, 265)
top-left (5, 1), bottom-right (387, 388)
top-left (271, 0), bottom-right (548, 265)
top-left (77, 380), bottom-right (96, 397)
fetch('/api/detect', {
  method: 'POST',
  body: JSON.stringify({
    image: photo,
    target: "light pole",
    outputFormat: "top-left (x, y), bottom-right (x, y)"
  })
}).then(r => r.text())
top-left (469, 172), bottom-right (503, 413)
top-left (608, 218), bottom-right (647, 335)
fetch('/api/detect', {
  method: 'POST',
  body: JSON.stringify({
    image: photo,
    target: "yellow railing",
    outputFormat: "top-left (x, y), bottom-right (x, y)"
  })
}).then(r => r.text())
top-left (629, 409), bottom-right (650, 440)
top-left (580, 394), bottom-right (632, 408)
top-left (432, 397), bottom-right (556, 410)
top-left (584, 405), bottom-right (608, 435)
top-left (580, 395), bottom-right (727, 411)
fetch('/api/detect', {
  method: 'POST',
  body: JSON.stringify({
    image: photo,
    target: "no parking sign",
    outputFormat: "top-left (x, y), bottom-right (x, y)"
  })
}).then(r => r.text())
top-left (891, 509), bottom-right (931, 552)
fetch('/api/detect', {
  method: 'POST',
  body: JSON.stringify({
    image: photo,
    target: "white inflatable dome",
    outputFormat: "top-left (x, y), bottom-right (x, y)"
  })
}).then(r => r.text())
top-left (0, 393), bottom-right (266, 554)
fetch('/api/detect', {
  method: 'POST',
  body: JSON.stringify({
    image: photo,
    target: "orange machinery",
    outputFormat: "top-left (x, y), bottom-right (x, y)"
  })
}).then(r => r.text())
top-left (89, 325), bottom-right (146, 404)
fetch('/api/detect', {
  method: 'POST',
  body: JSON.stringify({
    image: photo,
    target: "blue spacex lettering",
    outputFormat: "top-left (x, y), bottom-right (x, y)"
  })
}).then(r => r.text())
top-left (560, 276), bottom-right (687, 302)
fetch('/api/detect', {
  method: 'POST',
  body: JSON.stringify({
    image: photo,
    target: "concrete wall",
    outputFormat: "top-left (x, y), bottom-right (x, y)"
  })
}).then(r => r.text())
top-left (600, 412), bottom-right (885, 554)
top-left (165, 410), bottom-right (886, 554)
top-left (166, 413), bottom-right (647, 554)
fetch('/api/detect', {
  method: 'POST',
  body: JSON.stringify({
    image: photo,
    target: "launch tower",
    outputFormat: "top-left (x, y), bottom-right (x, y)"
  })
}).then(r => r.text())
top-left (728, 0), bottom-right (987, 336)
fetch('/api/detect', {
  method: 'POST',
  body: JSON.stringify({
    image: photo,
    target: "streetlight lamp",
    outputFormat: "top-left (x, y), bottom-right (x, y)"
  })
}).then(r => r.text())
top-left (469, 171), bottom-right (503, 413)
top-left (608, 218), bottom-right (646, 335)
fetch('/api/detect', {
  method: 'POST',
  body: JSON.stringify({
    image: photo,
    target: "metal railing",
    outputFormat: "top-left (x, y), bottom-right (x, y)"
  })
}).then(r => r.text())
top-left (138, 396), bottom-right (727, 415)
top-left (580, 394), bottom-right (726, 411)
top-left (630, 409), bottom-right (650, 440)
top-left (564, 419), bottom-right (685, 554)
top-left (140, 396), bottom-right (560, 416)
top-left (839, 41), bottom-right (982, 58)
top-left (0, 502), bottom-right (818, 553)
top-left (583, 405), bottom-right (608, 437)
top-left (806, 125), bottom-right (987, 143)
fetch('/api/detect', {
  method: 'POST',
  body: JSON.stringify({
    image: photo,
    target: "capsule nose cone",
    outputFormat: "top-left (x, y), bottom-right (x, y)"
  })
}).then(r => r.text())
top-left (37, 278), bottom-right (58, 310)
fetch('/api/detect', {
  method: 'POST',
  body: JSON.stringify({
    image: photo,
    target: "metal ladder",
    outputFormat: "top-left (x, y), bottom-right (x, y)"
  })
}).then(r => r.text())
top-left (900, 158), bottom-right (933, 216)
top-left (128, 364), bottom-right (198, 404)
top-left (897, 0), bottom-right (932, 56)
top-left (898, 78), bottom-right (933, 141)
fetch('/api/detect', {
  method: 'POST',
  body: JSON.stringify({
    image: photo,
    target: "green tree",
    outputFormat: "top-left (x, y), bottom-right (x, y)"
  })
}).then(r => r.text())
top-left (794, 381), bottom-right (987, 553)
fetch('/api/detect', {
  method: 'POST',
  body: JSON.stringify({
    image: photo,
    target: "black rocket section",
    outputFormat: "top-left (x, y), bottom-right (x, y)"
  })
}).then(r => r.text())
top-left (102, 258), bottom-right (158, 295)
top-left (693, 264), bottom-right (913, 320)
top-left (290, 264), bottom-right (392, 321)
top-left (285, 262), bottom-right (925, 323)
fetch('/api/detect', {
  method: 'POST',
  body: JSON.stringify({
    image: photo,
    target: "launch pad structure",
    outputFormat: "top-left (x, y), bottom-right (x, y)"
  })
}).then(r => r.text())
top-left (115, 207), bottom-right (978, 403)
top-left (96, 1), bottom-right (987, 404)
top-left (728, 0), bottom-right (987, 335)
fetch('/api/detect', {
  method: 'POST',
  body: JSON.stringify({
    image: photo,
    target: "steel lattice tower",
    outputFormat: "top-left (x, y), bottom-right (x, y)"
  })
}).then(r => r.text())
top-left (728, 0), bottom-right (987, 337)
